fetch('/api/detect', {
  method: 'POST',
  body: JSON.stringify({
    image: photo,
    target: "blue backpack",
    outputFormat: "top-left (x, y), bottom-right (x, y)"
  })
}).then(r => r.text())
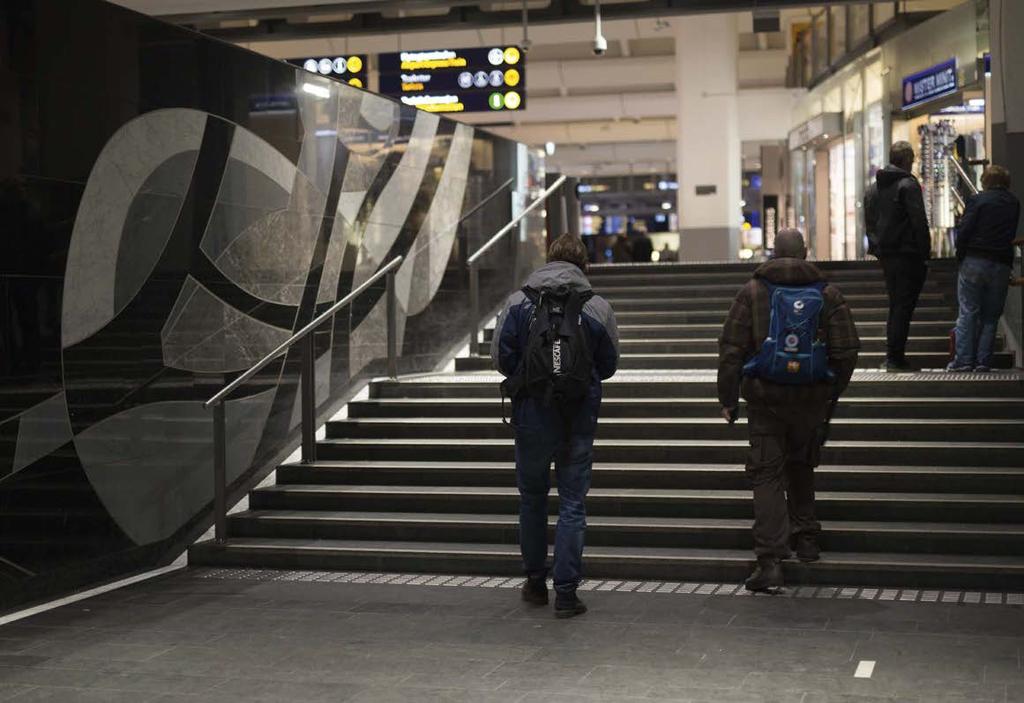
top-left (742, 281), bottom-right (834, 385)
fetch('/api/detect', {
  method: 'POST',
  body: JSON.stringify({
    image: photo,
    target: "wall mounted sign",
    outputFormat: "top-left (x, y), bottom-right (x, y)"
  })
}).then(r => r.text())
top-left (378, 47), bottom-right (526, 113)
top-left (289, 55), bottom-right (369, 89)
top-left (902, 58), bottom-right (957, 110)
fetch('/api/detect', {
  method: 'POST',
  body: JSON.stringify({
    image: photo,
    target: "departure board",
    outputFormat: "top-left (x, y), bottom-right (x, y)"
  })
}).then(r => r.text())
top-left (288, 55), bottom-right (369, 90)
top-left (378, 47), bottom-right (526, 114)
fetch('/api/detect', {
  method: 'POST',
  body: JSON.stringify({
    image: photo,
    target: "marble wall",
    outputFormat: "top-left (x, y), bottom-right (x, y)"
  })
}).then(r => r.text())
top-left (0, 0), bottom-right (543, 609)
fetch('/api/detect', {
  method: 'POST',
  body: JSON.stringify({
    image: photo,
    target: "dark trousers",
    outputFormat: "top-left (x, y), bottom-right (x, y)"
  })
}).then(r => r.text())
top-left (880, 255), bottom-right (928, 363)
top-left (515, 422), bottom-right (593, 593)
top-left (745, 402), bottom-right (828, 558)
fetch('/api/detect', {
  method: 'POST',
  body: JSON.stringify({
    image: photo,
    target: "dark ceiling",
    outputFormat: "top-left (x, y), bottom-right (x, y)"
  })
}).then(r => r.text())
top-left (166, 0), bottom-right (885, 42)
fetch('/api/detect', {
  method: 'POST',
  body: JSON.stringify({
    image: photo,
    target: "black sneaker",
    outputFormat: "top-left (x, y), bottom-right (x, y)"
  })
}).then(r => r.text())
top-left (554, 591), bottom-right (588, 619)
top-left (744, 557), bottom-right (784, 592)
top-left (521, 577), bottom-right (548, 606)
top-left (794, 534), bottom-right (821, 563)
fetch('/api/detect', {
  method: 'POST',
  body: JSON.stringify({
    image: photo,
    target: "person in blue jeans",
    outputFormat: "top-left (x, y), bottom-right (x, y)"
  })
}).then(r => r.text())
top-left (491, 234), bottom-right (619, 618)
top-left (949, 166), bottom-right (1021, 372)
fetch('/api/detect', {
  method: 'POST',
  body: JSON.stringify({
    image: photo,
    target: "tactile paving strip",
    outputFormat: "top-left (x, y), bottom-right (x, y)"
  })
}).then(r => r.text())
top-left (192, 568), bottom-right (1021, 604)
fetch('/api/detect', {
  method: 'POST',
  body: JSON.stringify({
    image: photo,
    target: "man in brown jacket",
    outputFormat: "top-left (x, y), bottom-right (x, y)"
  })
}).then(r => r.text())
top-left (718, 229), bottom-right (860, 592)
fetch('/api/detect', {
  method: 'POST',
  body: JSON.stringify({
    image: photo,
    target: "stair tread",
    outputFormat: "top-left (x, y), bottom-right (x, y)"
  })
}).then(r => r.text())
top-left (258, 484), bottom-right (1024, 503)
top-left (357, 397), bottom-right (1024, 405)
top-left (316, 437), bottom-right (1024, 449)
top-left (233, 510), bottom-right (1024, 534)
top-left (281, 460), bottom-right (1024, 475)
top-left (333, 417), bottom-right (1024, 427)
top-left (198, 537), bottom-right (1024, 569)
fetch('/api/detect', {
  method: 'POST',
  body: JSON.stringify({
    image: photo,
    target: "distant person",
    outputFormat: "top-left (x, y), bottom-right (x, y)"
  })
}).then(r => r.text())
top-left (870, 141), bottom-right (931, 372)
top-left (611, 234), bottom-right (633, 263)
top-left (948, 165), bottom-right (1021, 372)
top-left (717, 229), bottom-right (860, 592)
top-left (659, 243), bottom-right (677, 262)
top-left (491, 234), bottom-right (620, 618)
top-left (631, 232), bottom-right (654, 263)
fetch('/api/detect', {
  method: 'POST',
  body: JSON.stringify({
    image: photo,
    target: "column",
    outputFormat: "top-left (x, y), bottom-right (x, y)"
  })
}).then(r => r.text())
top-left (675, 14), bottom-right (742, 262)
top-left (990, 0), bottom-right (1024, 366)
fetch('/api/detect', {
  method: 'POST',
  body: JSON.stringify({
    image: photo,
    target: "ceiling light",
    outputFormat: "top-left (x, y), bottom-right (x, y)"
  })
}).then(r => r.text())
top-left (545, 141), bottom-right (556, 156)
top-left (661, 202), bottom-right (672, 210)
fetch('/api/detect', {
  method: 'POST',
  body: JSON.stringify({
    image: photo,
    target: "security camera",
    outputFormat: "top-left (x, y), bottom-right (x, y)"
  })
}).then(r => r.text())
top-left (593, 0), bottom-right (607, 56)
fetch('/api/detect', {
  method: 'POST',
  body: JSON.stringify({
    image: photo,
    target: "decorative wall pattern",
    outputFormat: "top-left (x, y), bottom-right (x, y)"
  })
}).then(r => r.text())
top-left (0, 0), bottom-right (539, 609)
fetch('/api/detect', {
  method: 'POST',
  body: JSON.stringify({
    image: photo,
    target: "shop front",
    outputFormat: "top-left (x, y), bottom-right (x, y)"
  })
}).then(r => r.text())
top-left (787, 0), bottom-right (989, 261)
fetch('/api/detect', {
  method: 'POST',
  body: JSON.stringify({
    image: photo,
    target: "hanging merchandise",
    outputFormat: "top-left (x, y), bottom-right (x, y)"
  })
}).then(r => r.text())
top-left (917, 120), bottom-right (957, 255)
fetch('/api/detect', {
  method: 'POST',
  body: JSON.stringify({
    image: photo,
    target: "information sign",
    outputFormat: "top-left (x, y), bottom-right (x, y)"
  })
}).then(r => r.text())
top-left (378, 46), bottom-right (526, 113)
top-left (288, 55), bottom-right (369, 89)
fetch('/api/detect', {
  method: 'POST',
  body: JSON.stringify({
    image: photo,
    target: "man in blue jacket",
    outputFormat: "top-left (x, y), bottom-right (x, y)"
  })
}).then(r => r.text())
top-left (491, 234), bottom-right (619, 618)
top-left (949, 165), bottom-right (1021, 371)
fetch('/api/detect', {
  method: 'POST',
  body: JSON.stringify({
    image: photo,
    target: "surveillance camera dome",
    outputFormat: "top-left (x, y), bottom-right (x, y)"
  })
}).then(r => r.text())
top-left (593, 34), bottom-right (608, 55)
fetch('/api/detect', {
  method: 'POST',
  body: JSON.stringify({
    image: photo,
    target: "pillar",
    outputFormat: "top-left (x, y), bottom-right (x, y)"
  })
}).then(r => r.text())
top-left (675, 14), bottom-right (742, 262)
top-left (989, 0), bottom-right (1024, 365)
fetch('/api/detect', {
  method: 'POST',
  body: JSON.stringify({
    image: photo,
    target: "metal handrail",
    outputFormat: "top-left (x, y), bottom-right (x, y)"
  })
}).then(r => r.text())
top-left (465, 175), bottom-right (568, 345)
top-left (458, 177), bottom-right (514, 225)
top-left (206, 254), bottom-right (404, 544)
top-left (948, 155), bottom-right (979, 197)
top-left (468, 175), bottom-right (567, 266)
top-left (204, 255), bottom-right (404, 409)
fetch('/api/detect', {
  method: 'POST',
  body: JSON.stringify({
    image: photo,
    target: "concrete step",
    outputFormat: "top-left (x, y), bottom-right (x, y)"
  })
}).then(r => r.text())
top-left (349, 396), bottom-right (1024, 421)
top-left (326, 417), bottom-right (1024, 444)
top-left (276, 461), bottom-right (1024, 494)
top-left (311, 437), bottom-right (1024, 467)
top-left (189, 538), bottom-right (1024, 589)
top-left (473, 336), bottom-right (981, 356)
top-left (454, 351), bottom-right (1015, 372)
top-left (611, 308), bottom-right (952, 324)
top-left (592, 281), bottom-right (949, 299)
top-left (482, 320), bottom-right (958, 342)
top-left (251, 484), bottom-right (1024, 523)
top-left (226, 510), bottom-right (1024, 556)
top-left (605, 294), bottom-right (948, 313)
top-left (370, 376), bottom-right (1024, 400)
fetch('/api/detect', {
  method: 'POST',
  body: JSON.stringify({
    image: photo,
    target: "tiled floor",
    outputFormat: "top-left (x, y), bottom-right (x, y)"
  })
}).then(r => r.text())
top-left (0, 568), bottom-right (1021, 702)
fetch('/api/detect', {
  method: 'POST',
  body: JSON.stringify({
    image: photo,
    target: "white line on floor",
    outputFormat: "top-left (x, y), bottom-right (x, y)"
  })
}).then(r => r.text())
top-left (854, 660), bottom-right (876, 679)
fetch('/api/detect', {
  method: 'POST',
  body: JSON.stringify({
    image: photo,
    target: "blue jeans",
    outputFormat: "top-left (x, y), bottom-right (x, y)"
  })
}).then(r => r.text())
top-left (954, 256), bottom-right (1012, 367)
top-left (514, 416), bottom-right (593, 594)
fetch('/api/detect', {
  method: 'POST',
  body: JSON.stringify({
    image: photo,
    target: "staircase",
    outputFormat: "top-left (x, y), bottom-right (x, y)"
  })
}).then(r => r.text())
top-left (191, 260), bottom-right (1024, 589)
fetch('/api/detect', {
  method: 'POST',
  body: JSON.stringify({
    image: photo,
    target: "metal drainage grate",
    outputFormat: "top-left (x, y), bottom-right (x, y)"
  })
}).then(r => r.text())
top-left (192, 568), bottom-right (1022, 605)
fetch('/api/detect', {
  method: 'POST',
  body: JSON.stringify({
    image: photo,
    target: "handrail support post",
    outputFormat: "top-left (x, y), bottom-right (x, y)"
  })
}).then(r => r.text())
top-left (469, 261), bottom-right (480, 346)
top-left (300, 334), bottom-right (317, 464)
top-left (212, 402), bottom-right (227, 544)
top-left (386, 268), bottom-right (398, 379)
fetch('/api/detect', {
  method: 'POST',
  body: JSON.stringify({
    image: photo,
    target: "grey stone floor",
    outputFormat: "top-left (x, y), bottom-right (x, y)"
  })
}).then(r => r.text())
top-left (0, 569), bottom-right (1021, 703)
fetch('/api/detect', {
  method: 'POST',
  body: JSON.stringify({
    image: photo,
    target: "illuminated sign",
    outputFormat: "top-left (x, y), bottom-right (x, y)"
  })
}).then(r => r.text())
top-left (902, 59), bottom-right (957, 110)
top-left (378, 47), bottom-right (526, 114)
top-left (288, 55), bottom-right (369, 90)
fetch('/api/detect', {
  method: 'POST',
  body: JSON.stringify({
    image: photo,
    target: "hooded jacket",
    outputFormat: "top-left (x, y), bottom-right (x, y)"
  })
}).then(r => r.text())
top-left (718, 258), bottom-right (860, 410)
top-left (954, 187), bottom-right (1021, 267)
top-left (491, 261), bottom-right (620, 434)
top-left (871, 166), bottom-right (931, 259)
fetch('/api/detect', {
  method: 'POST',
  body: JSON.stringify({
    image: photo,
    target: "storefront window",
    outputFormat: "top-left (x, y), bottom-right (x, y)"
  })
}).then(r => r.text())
top-left (830, 7), bottom-right (847, 64)
top-left (866, 102), bottom-right (885, 178)
top-left (844, 136), bottom-right (858, 259)
top-left (849, 5), bottom-right (871, 46)
top-left (812, 12), bottom-right (828, 77)
top-left (873, 2), bottom-right (896, 29)
top-left (829, 140), bottom-right (846, 261)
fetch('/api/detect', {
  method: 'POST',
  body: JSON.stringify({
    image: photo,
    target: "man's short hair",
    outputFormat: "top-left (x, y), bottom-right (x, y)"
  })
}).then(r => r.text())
top-left (548, 234), bottom-right (588, 271)
top-left (773, 228), bottom-right (808, 260)
top-left (890, 141), bottom-right (915, 171)
top-left (981, 165), bottom-right (1011, 190)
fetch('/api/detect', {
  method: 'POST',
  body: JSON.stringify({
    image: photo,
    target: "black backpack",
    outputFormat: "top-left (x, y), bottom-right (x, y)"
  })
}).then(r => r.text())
top-left (501, 285), bottom-right (594, 425)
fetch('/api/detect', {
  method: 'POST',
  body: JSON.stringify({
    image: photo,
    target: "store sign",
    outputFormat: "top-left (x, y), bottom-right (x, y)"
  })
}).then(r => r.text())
top-left (788, 113), bottom-right (842, 151)
top-left (378, 47), bottom-right (526, 114)
top-left (289, 55), bottom-right (369, 89)
top-left (902, 59), bottom-right (957, 110)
